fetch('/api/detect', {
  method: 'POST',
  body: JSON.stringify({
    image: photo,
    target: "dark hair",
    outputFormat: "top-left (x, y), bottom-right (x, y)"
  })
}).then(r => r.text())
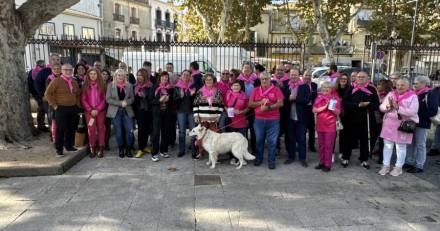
top-left (378, 79), bottom-right (393, 93)
top-left (181, 69), bottom-right (191, 75)
top-left (36, 60), bottom-right (45, 67)
top-left (74, 63), bottom-right (87, 76)
top-left (203, 73), bottom-right (216, 83)
top-left (335, 73), bottom-right (351, 91)
top-left (190, 61), bottom-right (199, 70)
top-left (136, 68), bottom-right (149, 83)
top-left (254, 64), bottom-right (265, 73)
top-left (143, 61), bottom-right (151, 67)
top-left (330, 63), bottom-right (338, 72)
top-left (231, 81), bottom-right (241, 87)
top-left (230, 69), bottom-right (240, 78)
top-left (166, 62), bottom-right (173, 66)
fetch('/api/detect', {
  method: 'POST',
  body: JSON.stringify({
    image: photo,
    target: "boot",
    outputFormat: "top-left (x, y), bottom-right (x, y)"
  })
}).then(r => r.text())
top-left (118, 146), bottom-right (125, 158)
top-left (97, 146), bottom-right (104, 158)
top-left (125, 146), bottom-right (133, 158)
top-left (89, 146), bottom-right (96, 158)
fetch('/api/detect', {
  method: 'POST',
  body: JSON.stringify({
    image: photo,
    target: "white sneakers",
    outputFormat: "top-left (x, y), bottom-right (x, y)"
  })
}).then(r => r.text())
top-left (378, 166), bottom-right (402, 176)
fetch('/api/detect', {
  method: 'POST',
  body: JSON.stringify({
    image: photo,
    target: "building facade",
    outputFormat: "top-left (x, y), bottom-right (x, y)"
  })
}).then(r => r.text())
top-left (149, 0), bottom-right (178, 42)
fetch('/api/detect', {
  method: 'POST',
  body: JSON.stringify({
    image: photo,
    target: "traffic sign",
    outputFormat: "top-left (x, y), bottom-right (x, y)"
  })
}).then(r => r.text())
top-left (376, 51), bottom-right (385, 60)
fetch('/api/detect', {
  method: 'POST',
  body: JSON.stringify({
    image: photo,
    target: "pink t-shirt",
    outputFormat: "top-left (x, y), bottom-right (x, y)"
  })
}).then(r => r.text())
top-left (313, 94), bottom-right (341, 132)
top-left (226, 91), bottom-right (248, 128)
top-left (250, 85), bottom-right (285, 120)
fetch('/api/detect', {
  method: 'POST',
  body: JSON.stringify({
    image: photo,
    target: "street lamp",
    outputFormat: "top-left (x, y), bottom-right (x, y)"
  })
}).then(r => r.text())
top-left (407, 0), bottom-right (419, 80)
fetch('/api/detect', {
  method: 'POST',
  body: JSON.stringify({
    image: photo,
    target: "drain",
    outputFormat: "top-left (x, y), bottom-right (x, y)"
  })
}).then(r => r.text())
top-left (194, 175), bottom-right (222, 186)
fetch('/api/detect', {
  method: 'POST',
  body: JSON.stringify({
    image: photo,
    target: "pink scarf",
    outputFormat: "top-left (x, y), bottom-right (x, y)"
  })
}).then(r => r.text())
top-left (415, 86), bottom-right (431, 96)
top-left (175, 79), bottom-right (193, 93)
top-left (77, 75), bottom-right (85, 81)
top-left (259, 85), bottom-right (275, 98)
top-left (134, 82), bottom-right (152, 96)
top-left (393, 89), bottom-right (415, 106)
top-left (352, 82), bottom-right (372, 95)
top-left (314, 93), bottom-right (332, 107)
top-left (116, 82), bottom-right (126, 93)
top-left (61, 75), bottom-right (74, 93)
top-left (155, 83), bottom-right (171, 95)
top-left (31, 65), bottom-right (43, 80)
top-left (200, 85), bottom-right (216, 106)
top-left (272, 74), bottom-right (290, 85)
top-left (226, 91), bottom-right (246, 107)
top-left (329, 71), bottom-right (342, 80)
top-left (48, 74), bottom-right (56, 82)
top-left (216, 80), bottom-right (231, 95)
top-left (288, 79), bottom-right (304, 90)
top-left (191, 70), bottom-right (201, 76)
top-left (237, 73), bottom-right (258, 84)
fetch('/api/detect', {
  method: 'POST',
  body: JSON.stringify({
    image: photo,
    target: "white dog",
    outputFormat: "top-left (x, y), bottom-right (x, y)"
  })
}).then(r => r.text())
top-left (189, 124), bottom-right (255, 169)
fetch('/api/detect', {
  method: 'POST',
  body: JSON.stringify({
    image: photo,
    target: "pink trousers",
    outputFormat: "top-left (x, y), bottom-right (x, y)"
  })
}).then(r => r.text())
top-left (85, 111), bottom-right (106, 147)
top-left (318, 131), bottom-right (336, 168)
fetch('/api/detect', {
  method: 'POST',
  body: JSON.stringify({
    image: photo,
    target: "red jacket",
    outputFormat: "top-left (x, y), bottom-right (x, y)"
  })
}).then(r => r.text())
top-left (81, 84), bottom-right (106, 112)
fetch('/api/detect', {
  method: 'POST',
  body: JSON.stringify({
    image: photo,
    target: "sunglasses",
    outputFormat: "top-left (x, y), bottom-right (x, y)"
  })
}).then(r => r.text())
top-left (222, 73), bottom-right (229, 75)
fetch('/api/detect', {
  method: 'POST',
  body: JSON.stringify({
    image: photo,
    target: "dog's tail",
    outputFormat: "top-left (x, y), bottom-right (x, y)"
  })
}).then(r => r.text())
top-left (243, 151), bottom-right (255, 160)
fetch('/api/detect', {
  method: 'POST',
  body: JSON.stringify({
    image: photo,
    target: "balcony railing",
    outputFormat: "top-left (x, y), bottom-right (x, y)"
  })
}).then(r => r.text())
top-left (113, 13), bottom-right (125, 22)
top-left (130, 17), bottom-right (140, 24)
top-left (155, 20), bottom-right (176, 30)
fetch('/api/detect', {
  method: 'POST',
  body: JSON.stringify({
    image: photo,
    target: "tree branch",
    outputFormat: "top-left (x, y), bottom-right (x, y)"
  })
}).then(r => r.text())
top-left (17, 0), bottom-right (80, 37)
top-left (193, 3), bottom-right (217, 42)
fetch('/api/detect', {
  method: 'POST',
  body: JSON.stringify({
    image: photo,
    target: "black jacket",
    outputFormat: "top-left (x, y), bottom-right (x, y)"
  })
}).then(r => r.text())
top-left (296, 82), bottom-right (318, 124)
top-left (149, 86), bottom-right (175, 114)
top-left (175, 87), bottom-right (196, 114)
top-left (34, 67), bottom-right (52, 99)
top-left (343, 85), bottom-right (379, 125)
top-left (417, 89), bottom-right (439, 129)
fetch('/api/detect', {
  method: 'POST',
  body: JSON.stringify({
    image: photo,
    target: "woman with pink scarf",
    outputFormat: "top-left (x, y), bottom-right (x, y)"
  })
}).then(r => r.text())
top-left (378, 78), bottom-right (419, 176)
top-left (81, 68), bottom-right (107, 158)
top-left (313, 82), bottom-right (341, 172)
top-left (149, 71), bottom-right (175, 162)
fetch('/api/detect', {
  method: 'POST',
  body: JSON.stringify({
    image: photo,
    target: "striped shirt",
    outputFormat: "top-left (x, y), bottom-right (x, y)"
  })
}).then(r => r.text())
top-left (193, 90), bottom-right (224, 122)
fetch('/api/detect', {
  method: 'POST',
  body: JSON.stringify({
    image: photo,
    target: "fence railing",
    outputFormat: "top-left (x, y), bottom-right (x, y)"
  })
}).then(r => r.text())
top-left (24, 36), bottom-right (306, 75)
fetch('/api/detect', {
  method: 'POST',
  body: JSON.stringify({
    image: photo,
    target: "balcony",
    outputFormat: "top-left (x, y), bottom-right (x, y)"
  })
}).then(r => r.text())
top-left (155, 20), bottom-right (176, 30)
top-left (113, 13), bottom-right (125, 22)
top-left (130, 17), bottom-right (140, 24)
top-left (355, 18), bottom-right (371, 28)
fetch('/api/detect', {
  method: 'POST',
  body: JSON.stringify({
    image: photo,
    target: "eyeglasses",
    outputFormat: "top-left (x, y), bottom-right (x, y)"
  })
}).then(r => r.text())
top-left (62, 69), bottom-right (73, 71)
top-left (340, 78), bottom-right (348, 80)
top-left (222, 73), bottom-right (229, 75)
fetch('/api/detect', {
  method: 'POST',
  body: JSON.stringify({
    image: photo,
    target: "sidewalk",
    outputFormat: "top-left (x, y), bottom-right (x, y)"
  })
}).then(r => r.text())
top-left (1, 137), bottom-right (440, 231)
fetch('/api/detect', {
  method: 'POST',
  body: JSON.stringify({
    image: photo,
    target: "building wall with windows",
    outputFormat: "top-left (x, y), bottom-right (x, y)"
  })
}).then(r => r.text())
top-left (150, 0), bottom-right (178, 42)
top-left (101, 0), bottom-right (152, 39)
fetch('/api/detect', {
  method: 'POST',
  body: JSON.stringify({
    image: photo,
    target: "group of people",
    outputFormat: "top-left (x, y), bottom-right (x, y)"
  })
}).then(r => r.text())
top-left (28, 54), bottom-right (440, 176)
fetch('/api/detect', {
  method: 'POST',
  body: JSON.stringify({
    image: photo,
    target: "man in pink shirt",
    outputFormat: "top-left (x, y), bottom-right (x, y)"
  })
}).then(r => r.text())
top-left (249, 73), bottom-right (284, 169)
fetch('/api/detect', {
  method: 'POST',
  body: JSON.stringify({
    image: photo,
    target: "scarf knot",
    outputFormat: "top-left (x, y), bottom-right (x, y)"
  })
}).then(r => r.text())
top-left (61, 74), bottom-right (74, 94)
top-left (237, 73), bottom-right (258, 84)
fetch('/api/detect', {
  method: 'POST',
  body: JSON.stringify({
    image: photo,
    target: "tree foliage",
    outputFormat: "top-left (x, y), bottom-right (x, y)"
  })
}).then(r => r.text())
top-left (176, 0), bottom-right (270, 42)
top-left (365, 0), bottom-right (440, 44)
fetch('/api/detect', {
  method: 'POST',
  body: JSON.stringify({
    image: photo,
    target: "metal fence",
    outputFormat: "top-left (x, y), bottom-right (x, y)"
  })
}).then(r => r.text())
top-left (365, 38), bottom-right (440, 81)
top-left (24, 36), bottom-right (307, 76)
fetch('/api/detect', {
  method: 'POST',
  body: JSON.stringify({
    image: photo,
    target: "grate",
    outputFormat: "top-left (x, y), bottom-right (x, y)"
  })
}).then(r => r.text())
top-left (194, 175), bottom-right (222, 186)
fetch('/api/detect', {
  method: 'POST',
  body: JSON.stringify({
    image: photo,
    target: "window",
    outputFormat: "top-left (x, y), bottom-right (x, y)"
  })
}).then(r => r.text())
top-left (165, 34), bottom-right (171, 43)
top-left (165, 12), bottom-right (170, 22)
top-left (115, 28), bottom-right (121, 38)
top-left (131, 7), bottom-right (137, 18)
top-left (131, 31), bottom-right (137, 40)
top-left (156, 9), bottom-right (162, 21)
top-left (156, 32), bottom-right (162, 42)
top-left (63, 23), bottom-right (75, 37)
top-left (115, 3), bottom-right (121, 15)
top-left (82, 27), bottom-right (95, 39)
top-left (39, 22), bottom-right (55, 35)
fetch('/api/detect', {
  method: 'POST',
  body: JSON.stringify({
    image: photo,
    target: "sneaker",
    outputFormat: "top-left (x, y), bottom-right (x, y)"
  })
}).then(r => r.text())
top-left (407, 167), bottom-right (424, 173)
top-left (151, 155), bottom-right (160, 162)
top-left (135, 150), bottom-right (145, 158)
top-left (143, 146), bottom-right (152, 153)
top-left (338, 153), bottom-right (343, 161)
top-left (402, 163), bottom-right (414, 170)
top-left (378, 166), bottom-right (390, 176)
top-left (390, 167), bottom-right (403, 177)
top-left (341, 159), bottom-right (349, 168)
top-left (160, 153), bottom-right (170, 158)
top-left (230, 159), bottom-right (238, 165)
top-left (361, 161), bottom-right (370, 170)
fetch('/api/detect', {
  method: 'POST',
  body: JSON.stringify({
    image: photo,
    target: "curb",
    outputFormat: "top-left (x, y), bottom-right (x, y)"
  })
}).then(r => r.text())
top-left (0, 148), bottom-right (88, 177)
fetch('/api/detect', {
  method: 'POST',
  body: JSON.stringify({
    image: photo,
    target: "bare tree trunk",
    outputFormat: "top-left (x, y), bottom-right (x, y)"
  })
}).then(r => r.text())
top-left (0, 0), bottom-right (80, 148)
top-left (243, 2), bottom-right (251, 42)
top-left (218, 0), bottom-right (231, 42)
top-left (194, 4), bottom-right (217, 42)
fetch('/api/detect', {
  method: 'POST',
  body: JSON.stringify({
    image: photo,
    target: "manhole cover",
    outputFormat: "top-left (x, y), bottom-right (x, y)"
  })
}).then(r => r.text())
top-left (194, 175), bottom-right (222, 186)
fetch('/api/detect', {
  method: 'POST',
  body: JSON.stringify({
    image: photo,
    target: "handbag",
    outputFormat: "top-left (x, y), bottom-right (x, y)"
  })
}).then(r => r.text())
top-left (397, 114), bottom-right (416, 133)
top-left (336, 117), bottom-right (343, 131)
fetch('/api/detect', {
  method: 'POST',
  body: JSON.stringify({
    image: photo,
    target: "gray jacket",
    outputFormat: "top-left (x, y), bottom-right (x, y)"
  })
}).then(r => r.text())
top-left (106, 83), bottom-right (135, 118)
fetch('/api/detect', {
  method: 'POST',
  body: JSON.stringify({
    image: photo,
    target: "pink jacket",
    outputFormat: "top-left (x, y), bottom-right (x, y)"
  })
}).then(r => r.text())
top-left (380, 92), bottom-right (419, 144)
top-left (313, 94), bottom-right (341, 132)
top-left (81, 85), bottom-right (106, 112)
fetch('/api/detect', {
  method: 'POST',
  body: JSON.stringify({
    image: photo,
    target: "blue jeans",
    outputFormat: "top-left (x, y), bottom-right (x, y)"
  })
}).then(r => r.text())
top-left (431, 125), bottom-right (440, 150)
top-left (286, 119), bottom-right (307, 161)
top-left (407, 127), bottom-right (428, 169)
top-left (177, 112), bottom-right (196, 155)
top-left (254, 119), bottom-right (280, 166)
top-left (113, 109), bottom-right (134, 147)
top-left (219, 111), bottom-right (228, 132)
